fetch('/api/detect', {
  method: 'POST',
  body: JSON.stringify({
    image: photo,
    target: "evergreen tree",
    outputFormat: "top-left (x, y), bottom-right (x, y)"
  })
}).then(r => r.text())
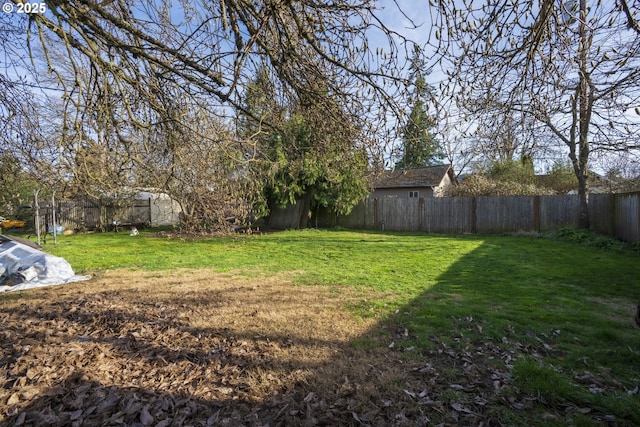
top-left (397, 48), bottom-right (443, 169)
top-left (238, 66), bottom-right (368, 226)
top-left (0, 153), bottom-right (38, 220)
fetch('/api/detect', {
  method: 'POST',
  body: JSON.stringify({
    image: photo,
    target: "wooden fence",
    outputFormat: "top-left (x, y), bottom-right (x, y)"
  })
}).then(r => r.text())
top-left (308, 193), bottom-right (640, 243)
top-left (31, 193), bottom-right (640, 242)
top-left (37, 198), bottom-right (152, 232)
top-left (590, 192), bottom-right (640, 242)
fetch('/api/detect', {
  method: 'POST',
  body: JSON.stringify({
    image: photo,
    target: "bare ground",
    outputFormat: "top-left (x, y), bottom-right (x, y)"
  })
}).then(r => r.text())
top-left (0, 270), bottom-right (629, 426)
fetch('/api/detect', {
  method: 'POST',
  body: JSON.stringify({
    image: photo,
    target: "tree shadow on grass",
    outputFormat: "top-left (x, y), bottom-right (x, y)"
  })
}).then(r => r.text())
top-left (334, 237), bottom-right (640, 426)
top-left (1, 237), bottom-right (639, 426)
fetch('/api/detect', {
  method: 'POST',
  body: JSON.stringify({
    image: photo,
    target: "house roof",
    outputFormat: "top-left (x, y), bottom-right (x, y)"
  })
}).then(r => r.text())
top-left (373, 164), bottom-right (453, 189)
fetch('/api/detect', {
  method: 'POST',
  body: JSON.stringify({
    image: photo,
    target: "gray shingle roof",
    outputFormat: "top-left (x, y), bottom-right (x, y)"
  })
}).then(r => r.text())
top-left (373, 164), bottom-right (452, 189)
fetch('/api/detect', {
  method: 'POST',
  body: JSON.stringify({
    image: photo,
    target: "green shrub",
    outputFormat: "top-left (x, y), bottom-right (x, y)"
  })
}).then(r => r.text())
top-left (488, 158), bottom-right (536, 185)
top-left (449, 158), bottom-right (557, 196)
top-left (541, 160), bottom-right (578, 194)
top-left (448, 174), bottom-right (555, 196)
top-left (552, 228), bottom-right (624, 250)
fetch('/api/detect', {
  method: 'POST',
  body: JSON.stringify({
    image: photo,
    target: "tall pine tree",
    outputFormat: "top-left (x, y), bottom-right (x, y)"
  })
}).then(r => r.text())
top-left (397, 48), bottom-right (443, 169)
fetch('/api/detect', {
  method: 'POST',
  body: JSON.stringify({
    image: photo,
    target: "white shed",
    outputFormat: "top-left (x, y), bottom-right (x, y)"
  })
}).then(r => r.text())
top-left (136, 191), bottom-right (182, 227)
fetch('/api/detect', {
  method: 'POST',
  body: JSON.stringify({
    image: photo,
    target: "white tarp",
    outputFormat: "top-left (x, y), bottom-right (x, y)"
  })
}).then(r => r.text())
top-left (0, 237), bottom-right (91, 292)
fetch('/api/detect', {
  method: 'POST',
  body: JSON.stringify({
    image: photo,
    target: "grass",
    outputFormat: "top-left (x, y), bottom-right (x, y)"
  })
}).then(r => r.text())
top-left (6, 227), bottom-right (640, 424)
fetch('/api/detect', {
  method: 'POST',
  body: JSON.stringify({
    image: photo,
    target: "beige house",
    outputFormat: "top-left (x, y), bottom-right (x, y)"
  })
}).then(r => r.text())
top-left (370, 164), bottom-right (455, 199)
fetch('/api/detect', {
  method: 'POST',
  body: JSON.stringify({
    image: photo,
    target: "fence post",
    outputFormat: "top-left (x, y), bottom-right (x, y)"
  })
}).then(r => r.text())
top-left (610, 194), bottom-right (617, 238)
top-left (147, 197), bottom-right (152, 226)
top-left (471, 197), bottom-right (477, 234)
top-left (534, 195), bottom-right (541, 231)
top-left (637, 193), bottom-right (640, 243)
top-left (374, 198), bottom-right (378, 229)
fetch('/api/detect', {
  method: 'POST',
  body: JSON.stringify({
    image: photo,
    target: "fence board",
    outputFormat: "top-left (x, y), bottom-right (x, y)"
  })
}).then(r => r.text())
top-left (589, 194), bottom-right (614, 236)
top-left (381, 197), bottom-right (420, 231)
top-left (424, 197), bottom-right (473, 234)
top-left (476, 196), bottom-right (534, 233)
top-left (615, 193), bottom-right (640, 242)
top-left (540, 195), bottom-right (579, 229)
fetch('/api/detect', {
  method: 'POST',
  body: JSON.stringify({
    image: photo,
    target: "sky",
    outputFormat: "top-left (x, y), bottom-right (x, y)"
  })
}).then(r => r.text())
top-left (4, 0), bottom-right (636, 175)
top-left (375, 1), bottom-right (443, 79)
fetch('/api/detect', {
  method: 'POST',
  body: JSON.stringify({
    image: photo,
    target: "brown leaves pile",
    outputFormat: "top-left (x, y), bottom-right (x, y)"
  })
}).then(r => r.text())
top-left (0, 270), bottom-right (387, 426)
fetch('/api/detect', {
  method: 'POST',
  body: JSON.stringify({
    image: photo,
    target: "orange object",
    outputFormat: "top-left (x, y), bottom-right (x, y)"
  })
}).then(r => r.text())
top-left (1, 219), bottom-right (26, 229)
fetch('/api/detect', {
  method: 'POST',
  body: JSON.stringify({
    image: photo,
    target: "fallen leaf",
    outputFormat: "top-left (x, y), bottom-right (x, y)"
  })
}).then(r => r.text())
top-left (451, 402), bottom-right (475, 414)
top-left (70, 409), bottom-right (83, 421)
top-left (7, 392), bottom-right (20, 405)
top-left (140, 405), bottom-right (154, 425)
top-left (474, 396), bottom-right (488, 406)
top-left (14, 412), bottom-right (25, 426)
top-left (404, 389), bottom-right (416, 398)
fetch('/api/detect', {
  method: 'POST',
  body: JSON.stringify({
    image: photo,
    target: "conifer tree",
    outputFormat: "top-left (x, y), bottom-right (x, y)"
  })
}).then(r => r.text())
top-left (397, 48), bottom-right (443, 169)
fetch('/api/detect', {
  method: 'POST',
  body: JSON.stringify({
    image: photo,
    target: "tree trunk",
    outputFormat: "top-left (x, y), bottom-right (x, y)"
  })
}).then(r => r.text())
top-left (295, 192), bottom-right (312, 229)
top-left (577, 173), bottom-right (590, 229)
top-left (577, 0), bottom-right (591, 229)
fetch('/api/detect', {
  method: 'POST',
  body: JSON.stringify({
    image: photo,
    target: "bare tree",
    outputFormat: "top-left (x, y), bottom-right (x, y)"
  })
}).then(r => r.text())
top-left (25, 0), bottom-right (407, 136)
top-left (1, 1), bottom-right (414, 230)
top-left (468, 101), bottom-right (547, 163)
top-left (0, 0), bottom-right (418, 231)
top-left (432, 0), bottom-right (640, 227)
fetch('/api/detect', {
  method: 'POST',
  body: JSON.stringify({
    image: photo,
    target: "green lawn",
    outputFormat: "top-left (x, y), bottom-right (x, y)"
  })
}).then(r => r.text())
top-left (35, 229), bottom-right (640, 424)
